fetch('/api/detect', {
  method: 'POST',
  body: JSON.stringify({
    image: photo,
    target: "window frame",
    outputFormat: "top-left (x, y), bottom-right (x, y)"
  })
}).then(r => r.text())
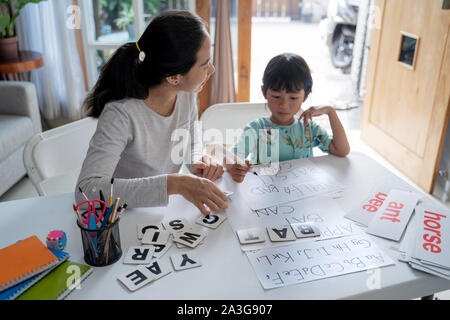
top-left (79, 0), bottom-right (196, 89)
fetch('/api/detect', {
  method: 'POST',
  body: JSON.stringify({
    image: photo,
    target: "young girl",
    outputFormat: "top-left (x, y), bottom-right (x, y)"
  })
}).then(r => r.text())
top-left (226, 53), bottom-right (350, 182)
top-left (75, 10), bottom-right (228, 215)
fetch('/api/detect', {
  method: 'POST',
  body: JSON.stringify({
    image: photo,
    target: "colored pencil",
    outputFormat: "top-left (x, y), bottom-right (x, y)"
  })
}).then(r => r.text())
top-left (105, 197), bottom-right (120, 264)
top-left (109, 178), bottom-right (114, 207)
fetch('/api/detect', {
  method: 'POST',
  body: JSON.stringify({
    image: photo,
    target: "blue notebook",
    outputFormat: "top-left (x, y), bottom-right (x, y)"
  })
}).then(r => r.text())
top-left (0, 249), bottom-right (69, 300)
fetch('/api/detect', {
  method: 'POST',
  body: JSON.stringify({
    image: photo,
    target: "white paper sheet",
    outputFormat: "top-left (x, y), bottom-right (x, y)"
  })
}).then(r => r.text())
top-left (242, 159), bottom-right (344, 210)
top-left (246, 233), bottom-right (395, 289)
top-left (227, 196), bottom-right (363, 251)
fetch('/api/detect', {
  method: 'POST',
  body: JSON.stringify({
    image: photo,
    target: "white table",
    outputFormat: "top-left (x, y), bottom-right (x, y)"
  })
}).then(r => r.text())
top-left (1, 152), bottom-right (449, 299)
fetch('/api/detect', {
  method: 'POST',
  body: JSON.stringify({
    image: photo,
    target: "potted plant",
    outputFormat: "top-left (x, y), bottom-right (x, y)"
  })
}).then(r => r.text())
top-left (112, 0), bottom-right (163, 39)
top-left (0, 0), bottom-right (47, 60)
top-left (114, 1), bottom-right (135, 39)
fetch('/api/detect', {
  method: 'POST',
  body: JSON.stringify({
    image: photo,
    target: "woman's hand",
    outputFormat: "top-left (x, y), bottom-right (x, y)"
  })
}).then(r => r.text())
top-left (167, 174), bottom-right (228, 215)
top-left (191, 154), bottom-right (224, 182)
top-left (225, 160), bottom-right (253, 183)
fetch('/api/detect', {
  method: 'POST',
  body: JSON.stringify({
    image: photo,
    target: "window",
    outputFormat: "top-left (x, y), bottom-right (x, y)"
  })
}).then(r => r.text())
top-left (79, 0), bottom-right (195, 89)
top-left (398, 31), bottom-right (419, 70)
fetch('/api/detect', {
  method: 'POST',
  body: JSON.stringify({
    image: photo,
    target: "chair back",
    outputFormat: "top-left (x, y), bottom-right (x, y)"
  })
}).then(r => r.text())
top-left (23, 117), bottom-right (98, 196)
top-left (200, 102), bottom-right (269, 142)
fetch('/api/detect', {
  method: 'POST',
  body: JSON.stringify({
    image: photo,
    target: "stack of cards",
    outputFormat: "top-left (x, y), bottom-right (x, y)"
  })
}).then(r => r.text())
top-left (346, 185), bottom-right (450, 279)
top-left (398, 202), bottom-right (450, 280)
top-left (118, 212), bottom-right (227, 292)
top-left (345, 188), bottom-right (421, 241)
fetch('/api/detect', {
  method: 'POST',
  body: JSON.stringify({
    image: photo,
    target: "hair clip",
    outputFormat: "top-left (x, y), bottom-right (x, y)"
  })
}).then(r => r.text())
top-left (136, 41), bottom-right (146, 62)
top-left (139, 51), bottom-right (146, 62)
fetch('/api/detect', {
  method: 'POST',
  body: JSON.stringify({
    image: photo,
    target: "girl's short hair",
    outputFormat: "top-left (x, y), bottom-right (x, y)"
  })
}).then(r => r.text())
top-left (84, 10), bottom-right (207, 118)
top-left (262, 53), bottom-right (313, 99)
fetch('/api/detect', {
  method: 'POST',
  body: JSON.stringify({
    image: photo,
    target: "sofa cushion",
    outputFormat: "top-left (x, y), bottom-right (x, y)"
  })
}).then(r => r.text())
top-left (0, 115), bottom-right (33, 162)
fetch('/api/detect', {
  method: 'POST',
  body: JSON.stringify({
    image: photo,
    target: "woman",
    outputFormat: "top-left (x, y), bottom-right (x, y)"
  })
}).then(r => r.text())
top-left (75, 10), bottom-right (228, 215)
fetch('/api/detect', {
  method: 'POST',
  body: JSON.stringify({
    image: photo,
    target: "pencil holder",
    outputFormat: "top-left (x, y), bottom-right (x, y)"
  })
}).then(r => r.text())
top-left (76, 216), bottom-right (122, 267)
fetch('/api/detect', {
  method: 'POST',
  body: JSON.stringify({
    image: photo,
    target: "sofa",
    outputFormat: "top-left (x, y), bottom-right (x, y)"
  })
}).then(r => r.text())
top-left (0, 81), bottom-right (42, 196)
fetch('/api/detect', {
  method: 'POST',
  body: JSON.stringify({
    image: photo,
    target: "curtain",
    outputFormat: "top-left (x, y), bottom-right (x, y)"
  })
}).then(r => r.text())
top-left (351, 0), bottom-right (370, 98)
top-left (15, 0), bottom-right (86, 126)
top-left (210, 0), bottom-right (236, 105)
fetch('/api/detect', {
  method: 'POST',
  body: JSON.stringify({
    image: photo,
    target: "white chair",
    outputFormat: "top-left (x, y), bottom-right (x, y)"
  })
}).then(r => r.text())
top-left (23, 117), bottom-right (98, 196)
top-left (199, 102), bottom-right (270, 159)
top-left (200, 102), bottom-right (269, 137)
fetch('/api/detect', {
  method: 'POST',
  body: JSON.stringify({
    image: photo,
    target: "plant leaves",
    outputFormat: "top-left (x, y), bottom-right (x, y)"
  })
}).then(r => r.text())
top-left (14, 0), bottom-right (46, 11)
top-left (0, 15), bottom-right (9, 33)
top-left (295, 137), bottom-right (303, 149)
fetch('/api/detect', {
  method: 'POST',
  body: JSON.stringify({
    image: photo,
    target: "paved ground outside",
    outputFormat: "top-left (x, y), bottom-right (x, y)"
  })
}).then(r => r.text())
top-left (250, 18), bottom-right (362, 131)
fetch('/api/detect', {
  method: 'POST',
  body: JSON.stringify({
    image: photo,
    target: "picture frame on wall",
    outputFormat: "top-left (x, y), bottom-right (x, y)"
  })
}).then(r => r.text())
top-left (398, 31), bottom-right (420, 70)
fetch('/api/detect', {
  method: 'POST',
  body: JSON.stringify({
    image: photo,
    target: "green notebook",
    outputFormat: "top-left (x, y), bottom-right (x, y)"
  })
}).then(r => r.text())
top-left (17, 261), bottom-right (93, 300)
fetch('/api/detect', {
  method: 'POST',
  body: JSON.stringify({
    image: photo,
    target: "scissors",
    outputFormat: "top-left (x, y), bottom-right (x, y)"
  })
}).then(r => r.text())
top-left (77, 199), bottom-right (106, 250)
top-left (76, 199), bottom-right (107, 227)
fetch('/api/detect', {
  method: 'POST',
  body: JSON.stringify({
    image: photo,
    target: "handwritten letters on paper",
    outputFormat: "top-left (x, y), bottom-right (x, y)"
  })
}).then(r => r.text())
top-left (246, 234), bottom-right (395, 289)
top-left (242, 160), bottom-right (344, 210)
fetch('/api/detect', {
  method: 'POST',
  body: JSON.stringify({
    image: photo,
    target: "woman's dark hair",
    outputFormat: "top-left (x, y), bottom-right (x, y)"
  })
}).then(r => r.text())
top-left (84, 10), bottom-right (208, 117)
top-left (262, 53), bottom-right (313, 99)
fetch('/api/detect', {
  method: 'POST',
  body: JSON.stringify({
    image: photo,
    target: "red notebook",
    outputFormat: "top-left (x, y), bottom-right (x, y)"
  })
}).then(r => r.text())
top-left (0, 235), bottom-right (59, 292)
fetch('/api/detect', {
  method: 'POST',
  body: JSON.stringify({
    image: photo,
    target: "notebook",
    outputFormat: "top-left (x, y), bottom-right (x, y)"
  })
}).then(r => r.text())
top-left (17, 260), bottom-right (93, 300)
top-left (0, 249), bottom-right (70, 300)
top-left (0, 235), bottom-right (59, 292)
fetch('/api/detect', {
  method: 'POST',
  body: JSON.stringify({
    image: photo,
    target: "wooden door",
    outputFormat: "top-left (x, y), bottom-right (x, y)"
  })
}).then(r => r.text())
top-left (361, 0), bottom-right (450, 193)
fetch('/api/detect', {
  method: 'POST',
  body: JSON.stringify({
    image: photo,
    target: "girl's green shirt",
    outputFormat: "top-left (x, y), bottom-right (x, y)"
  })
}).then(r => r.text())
top-left (231, 117), bottom-right (332, 164)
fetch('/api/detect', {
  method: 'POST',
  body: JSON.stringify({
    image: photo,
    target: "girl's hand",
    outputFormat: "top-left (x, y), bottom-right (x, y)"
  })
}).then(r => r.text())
top-left (299, 106), bottom-right (334, 126)
top-left (167, 174), bottom-right (228, 215)
top-left (225, 160), bottom-right (253, 183)
top-left (300, 106), bottom-right (350, 157)
top-left (191, 154), bottom-right (224, 182)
